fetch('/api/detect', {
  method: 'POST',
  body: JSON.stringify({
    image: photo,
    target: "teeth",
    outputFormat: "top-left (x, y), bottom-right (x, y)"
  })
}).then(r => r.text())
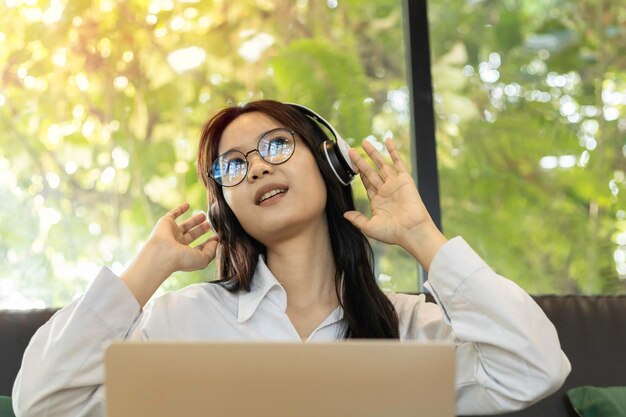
top-left (260, 189), bottom-right (286, 203)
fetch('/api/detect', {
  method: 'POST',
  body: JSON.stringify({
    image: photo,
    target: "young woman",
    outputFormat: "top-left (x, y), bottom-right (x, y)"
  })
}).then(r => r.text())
top-left (13, 100), bottom-right (570, 416)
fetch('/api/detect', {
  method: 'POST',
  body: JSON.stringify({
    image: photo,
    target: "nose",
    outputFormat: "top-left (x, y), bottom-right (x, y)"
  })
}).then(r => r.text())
top-left (246, 152), bottom-right (274, 182)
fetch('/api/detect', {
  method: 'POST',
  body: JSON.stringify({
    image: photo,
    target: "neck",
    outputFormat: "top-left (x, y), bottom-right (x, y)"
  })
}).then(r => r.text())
top-left (265, 217), bottom-right (338, 312)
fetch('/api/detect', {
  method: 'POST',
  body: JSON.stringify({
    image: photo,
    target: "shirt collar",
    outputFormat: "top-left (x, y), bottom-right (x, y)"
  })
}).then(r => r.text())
top-left (237, 255), bottom-right (286, 323)
top-left (236, 255), bottom-right (346, 328)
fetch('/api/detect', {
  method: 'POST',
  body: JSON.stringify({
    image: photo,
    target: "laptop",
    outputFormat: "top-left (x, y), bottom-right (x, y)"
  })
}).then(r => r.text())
top-left (105, 341), bottom-right (455, 417)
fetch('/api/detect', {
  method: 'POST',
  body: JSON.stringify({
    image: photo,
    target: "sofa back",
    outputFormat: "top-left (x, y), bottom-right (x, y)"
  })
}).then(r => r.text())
top-left (2, 295), bottom-right (625, 416)
top-left (0, 309), bottom-right (57, 397)
top-left (483, 295), bottom-right (626, 417)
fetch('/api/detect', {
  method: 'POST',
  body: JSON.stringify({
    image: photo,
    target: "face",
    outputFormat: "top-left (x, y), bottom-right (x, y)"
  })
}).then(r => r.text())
top-left (217, 112), bottom-right (327, 244)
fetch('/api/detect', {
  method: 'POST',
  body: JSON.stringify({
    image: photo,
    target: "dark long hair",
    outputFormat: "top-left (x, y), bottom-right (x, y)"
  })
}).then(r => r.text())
top-left (197, 100), bottom-right (399, 339)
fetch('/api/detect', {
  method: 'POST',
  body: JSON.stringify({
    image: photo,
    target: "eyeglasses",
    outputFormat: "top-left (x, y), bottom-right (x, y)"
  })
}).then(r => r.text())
top-left (209, 128), bottom-right (296, 187)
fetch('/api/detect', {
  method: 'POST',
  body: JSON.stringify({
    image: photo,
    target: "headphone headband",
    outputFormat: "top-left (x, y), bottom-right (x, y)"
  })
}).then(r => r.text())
top-left (286, 103), bottom-right (343, 142)
top-left (286, 103), bottom-right (356, 185)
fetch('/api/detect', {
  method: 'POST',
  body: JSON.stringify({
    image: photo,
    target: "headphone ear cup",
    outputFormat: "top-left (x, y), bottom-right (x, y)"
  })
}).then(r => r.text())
top-left (335, 136), bottom-right (355, 174)
top-left (207, 202), bottom-right (219, 234)
top-left (286, 102), bottom-right (356, 186)
top-left (319, 140), bottom-right (356, 186)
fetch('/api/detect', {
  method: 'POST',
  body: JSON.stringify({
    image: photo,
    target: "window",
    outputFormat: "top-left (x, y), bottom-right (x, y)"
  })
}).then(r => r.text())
top-left (0, 0), bottom-right (417, 308)
top-left (428, 0), bottom-right (626, 294)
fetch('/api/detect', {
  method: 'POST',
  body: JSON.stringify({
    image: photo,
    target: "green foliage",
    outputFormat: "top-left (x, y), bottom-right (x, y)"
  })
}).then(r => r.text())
top-left (0, 0), bottom-right (623, 309)
top-left (0, 0), bottom-right (416, 307)
top-left (430, 0), bottom-right (626, 294)
top-left (271, 38), bottom-right (371, 142)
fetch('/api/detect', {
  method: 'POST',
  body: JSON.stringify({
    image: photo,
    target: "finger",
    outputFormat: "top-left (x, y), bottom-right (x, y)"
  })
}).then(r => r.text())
top-left (384, 137), bottom-right (409, 174)
top-left (349, 149), bottom-right (383, 190)
top-left (181, 237), bottom-right (219, 272)
top-left (183, 220), bottom-right (212, 244)
top-left (196, 236), bottom-right (219, 257)
top-left (362, 140), bottom-right (396, 180)
top-left (343, 210), bottom-right (370, 232)
top-left (166, 202), bottom-right (190, 220)
top-left (180, 212), bottom-right (207, 234)
top-left (359, 171), bottom-right (378, 201)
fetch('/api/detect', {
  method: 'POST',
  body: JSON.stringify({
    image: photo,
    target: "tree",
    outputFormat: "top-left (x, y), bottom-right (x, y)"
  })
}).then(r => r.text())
top-left (0, 0), bottom-right (416, 308)
top-left (1, 0), bottom-right (623, 308)
top-left (429, 0), bottom-right (626, 294)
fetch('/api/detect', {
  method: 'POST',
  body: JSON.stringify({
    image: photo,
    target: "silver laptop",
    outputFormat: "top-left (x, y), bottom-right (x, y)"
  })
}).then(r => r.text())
top-left (105, 341), bottom-right (455, 417)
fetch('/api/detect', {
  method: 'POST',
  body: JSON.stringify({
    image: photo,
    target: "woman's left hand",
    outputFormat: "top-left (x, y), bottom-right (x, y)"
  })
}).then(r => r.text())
top-left (343, 137), bottom-right (447, 270)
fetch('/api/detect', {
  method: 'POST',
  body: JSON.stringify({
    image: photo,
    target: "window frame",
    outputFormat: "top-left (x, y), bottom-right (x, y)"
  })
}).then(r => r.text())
top-left (403, 0), bottom-right (441, 290)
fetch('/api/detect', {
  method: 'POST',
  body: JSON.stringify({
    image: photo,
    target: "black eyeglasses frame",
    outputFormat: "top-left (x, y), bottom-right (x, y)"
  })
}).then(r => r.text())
top-left (208, 127), bottom-right (297, 187)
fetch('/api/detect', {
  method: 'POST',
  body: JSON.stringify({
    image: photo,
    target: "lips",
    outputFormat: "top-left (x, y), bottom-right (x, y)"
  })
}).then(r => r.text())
top-left (254, 183), bottom-right (289, 205)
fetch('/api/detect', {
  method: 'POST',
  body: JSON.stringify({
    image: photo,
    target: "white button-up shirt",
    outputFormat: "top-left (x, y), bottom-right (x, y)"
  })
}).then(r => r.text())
top-left (12, 237), bottom-right (571, 416)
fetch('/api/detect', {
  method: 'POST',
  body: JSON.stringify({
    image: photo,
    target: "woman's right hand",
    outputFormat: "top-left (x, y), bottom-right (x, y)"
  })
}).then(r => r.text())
top-left (121, 202), bottom-right (219, 308)
top-left (149, 202), bottom-right (218, 273)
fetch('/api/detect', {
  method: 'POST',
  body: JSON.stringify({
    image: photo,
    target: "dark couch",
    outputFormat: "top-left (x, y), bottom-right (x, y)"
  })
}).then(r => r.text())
top-left (2, 295), bottom-right (625, 417)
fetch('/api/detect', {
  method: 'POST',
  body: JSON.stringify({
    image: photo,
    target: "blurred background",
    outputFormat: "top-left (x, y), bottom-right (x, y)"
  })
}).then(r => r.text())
top-left (0, 0), bottom-right (624, 309)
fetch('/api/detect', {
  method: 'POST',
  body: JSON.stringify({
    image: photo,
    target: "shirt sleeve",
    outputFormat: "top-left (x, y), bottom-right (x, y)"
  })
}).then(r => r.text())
top-left (12, 267), bottom-right (148, 417)
top-left (394, 236), bottom-right (571, 415)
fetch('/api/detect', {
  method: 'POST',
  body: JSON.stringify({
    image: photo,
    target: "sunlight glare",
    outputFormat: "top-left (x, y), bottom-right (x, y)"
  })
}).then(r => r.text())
top-left (42, 0), bottom-right (64, 24)
top-left (238, 33), bottom-right (274, 63)
top-left (167, 46), bottom-right (207, 73)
